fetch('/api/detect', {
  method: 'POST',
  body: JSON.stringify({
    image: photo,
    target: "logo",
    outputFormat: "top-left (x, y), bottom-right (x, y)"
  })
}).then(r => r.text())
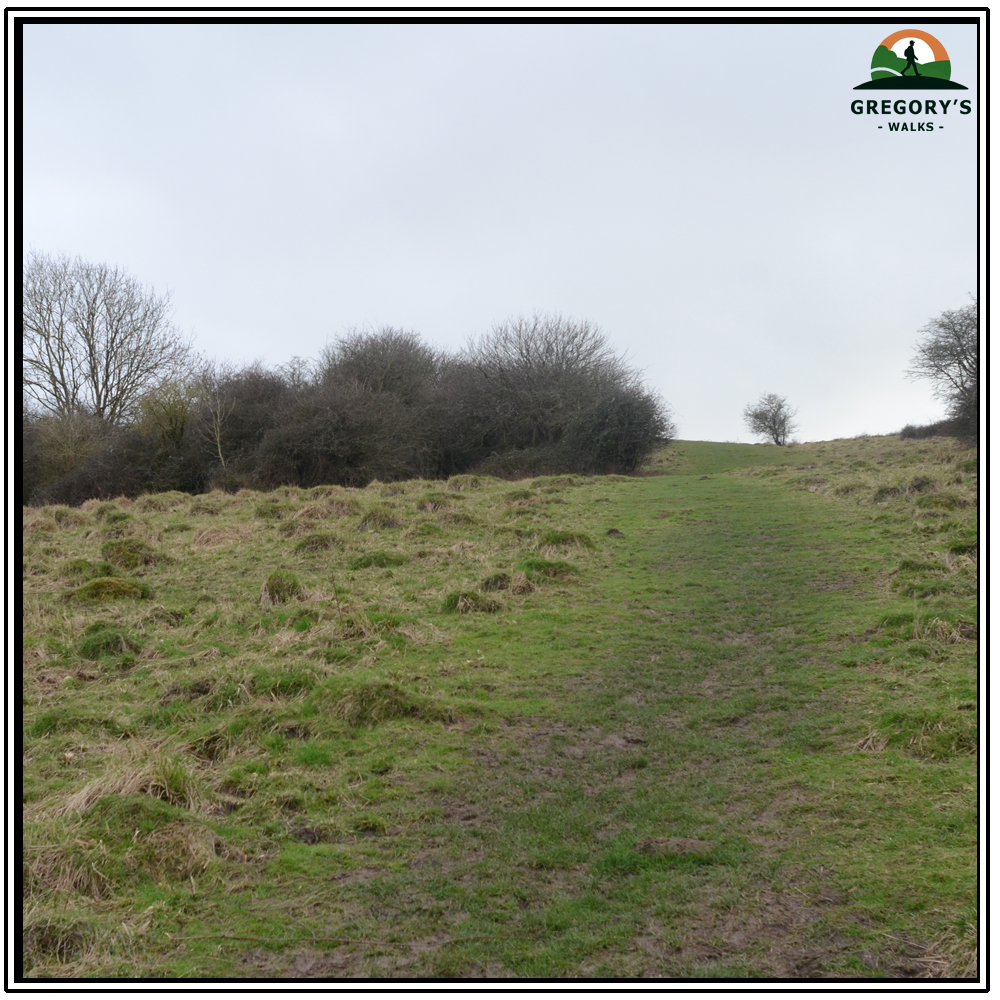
top-left (854, 30), bottom-right (968, 90)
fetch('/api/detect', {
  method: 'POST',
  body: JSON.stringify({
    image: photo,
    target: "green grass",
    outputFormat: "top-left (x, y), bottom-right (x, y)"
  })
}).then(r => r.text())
top-left (21, 436), bottom-right (978, 979)
top-left (642, 439), bottom-right (809, 476)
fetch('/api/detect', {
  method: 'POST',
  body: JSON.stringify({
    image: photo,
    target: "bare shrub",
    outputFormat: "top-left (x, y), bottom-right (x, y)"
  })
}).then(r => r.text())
top-left (743, 393), bottom-right (797, 446)
top-left (318, 327), bottom-right (441, 406)
top-left (455, 314), bottom-right (674, 474)
top-left (24, 311), bottom-right (677, 501)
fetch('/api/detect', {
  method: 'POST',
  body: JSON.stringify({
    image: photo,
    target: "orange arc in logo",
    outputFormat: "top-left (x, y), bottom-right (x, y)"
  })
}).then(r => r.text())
top-left (878, 29), bottom-right (950, 62)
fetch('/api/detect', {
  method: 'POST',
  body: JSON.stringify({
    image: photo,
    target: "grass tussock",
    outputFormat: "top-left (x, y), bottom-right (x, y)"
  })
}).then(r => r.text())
top-left (192, 526), bottom-right (252, 548)
top-left (289, 504), bottom-right (330, 521)
top-left (295, 532), bottom-right (340, 552)
top-left (23, 512), bottom-right (56, 537)
top-left (91, 501), bottom-right (130, 522)
top-left (60, 559), bottom-right (117, 581)
top-left (22, 914), bottom-right (99, 974)
top-left (912, 616), bottom-right (977, 643)
top-left (503, 488), bottom-right (537, 503)
top-left (260, 571), bottom-right (303, 605)
top-left (52, 752), bottom-right (209, 818)
top-left (357, 504), bottom-right (401, 531)
top-left (444, 591), bottom-right (503, 613)
top-left (918, 926), bottom-right (979, 980)
top-left (540, 530), bottom-right (595, 549)
top-left (254, 501), bottom-right (291, 520)
top-left (278, 519), bottom-right (314, 538)
top-left (873, 709), bottom-right (977, 759)
top-left (65, 577), bottom-right (151, 602)
top-left (412, 490), bottom-right (448, 510)
top-left (22, 837), bottom-right (114, 901)
top-left (78, 623), bottom-right (142, 660)
top-left (735, 436), bottom-right (977, 513)
top-left (46, 506), bottom-right (90, 527)
top-left (519, 558), bottom-right (579, 581)
top-left (326, 680), bottom-right (447, 726)
top-left (133, 491), bottom-right (190, 513)
top-left (100, 539), bottom-right (160, 568)
top-left (327, 496), bottom-right (362, 518)
top-left (188, 496), bottom-right (230, 516)
top-left (531, 474), bottom-right (581, 490)
top-left (446, 474), bottom-right (492, 492)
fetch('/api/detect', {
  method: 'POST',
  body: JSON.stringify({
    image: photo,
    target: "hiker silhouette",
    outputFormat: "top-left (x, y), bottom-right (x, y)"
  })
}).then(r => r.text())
top-left (901, 40), bottom-right (921, 76)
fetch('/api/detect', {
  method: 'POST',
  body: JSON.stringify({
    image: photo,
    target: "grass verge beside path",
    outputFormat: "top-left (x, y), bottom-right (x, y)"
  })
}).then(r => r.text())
top-left (22, 437), bottom-right (977, 979)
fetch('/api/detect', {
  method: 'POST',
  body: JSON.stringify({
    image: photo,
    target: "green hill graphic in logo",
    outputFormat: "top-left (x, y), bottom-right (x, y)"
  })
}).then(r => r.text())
top-left (854, 29), bottom-right (968, 90)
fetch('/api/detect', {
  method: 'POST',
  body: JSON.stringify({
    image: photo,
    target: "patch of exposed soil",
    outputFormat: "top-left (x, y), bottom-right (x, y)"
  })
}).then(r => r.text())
top-left (630, 878), bottom-right (944, 980)
top-left (660, 887), bottom-right (848, 977)
top-left (754, 785), bottom-right (813, 823)
top-left (636, 837), bottom-right (713, 856)
top-left (283, 947), bottom-right (358, 978)
top-left (330, 865), bottom-right (385, 885)
top-left (440, 800), bottom-right (488, 828)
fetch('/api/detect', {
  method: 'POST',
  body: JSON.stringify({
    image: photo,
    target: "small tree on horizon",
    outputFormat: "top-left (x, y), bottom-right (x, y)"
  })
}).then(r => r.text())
top-left (743, 393), bottom-right (797, 446)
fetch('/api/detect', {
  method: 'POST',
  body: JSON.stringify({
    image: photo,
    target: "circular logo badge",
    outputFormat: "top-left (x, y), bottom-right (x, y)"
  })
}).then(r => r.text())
top-left (871, 30), bottom-right (951, 82)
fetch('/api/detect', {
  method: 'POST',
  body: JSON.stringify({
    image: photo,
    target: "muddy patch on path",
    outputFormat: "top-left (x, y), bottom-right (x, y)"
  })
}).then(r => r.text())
top-left (633, 882), bottom-right (943, 979)
top-left (260, 932), bottom-right (468, 979)
top-left (440, 799), bottom-right (489, 829)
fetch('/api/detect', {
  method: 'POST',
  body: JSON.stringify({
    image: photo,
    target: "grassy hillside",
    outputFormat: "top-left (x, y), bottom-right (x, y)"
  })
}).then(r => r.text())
top-left (22, 436), bottom-right (978, 980)
top-left (643, 439), bottom-right (819, 476)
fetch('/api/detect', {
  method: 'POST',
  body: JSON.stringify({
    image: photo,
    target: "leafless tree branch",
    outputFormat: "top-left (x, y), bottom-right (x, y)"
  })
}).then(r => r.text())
top-left (22, 251), bottom-right (192, 424)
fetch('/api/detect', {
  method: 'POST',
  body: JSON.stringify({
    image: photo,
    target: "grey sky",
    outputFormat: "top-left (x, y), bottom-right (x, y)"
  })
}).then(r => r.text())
top-left (21, 19), bottom-right (980, 442)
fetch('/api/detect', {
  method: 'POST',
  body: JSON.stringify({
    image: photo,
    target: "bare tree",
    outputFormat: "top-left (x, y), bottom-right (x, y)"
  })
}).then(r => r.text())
top-left (907, 299), bottom-right (978, 437)
top-left (196, 363), bottom-right (237, 471)
top-left (22, 251), bottom-right (192, 423)
top-left (743, 393), bottom-right (797, 446)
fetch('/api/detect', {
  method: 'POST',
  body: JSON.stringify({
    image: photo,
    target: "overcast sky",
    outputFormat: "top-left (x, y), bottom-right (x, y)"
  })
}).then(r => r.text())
top-left (21, 18), bottom-right (980, 442)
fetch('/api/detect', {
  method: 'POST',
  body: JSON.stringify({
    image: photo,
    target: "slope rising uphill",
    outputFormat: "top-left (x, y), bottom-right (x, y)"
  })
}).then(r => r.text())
top-left (21, 436), bottom-right (977, 979)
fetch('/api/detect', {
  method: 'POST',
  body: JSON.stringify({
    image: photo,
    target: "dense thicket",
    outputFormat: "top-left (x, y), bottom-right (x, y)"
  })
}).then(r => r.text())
top-left (899, 418), bottom-right (967, 441)
top-left (22, 318), bottom-right (675, 505)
